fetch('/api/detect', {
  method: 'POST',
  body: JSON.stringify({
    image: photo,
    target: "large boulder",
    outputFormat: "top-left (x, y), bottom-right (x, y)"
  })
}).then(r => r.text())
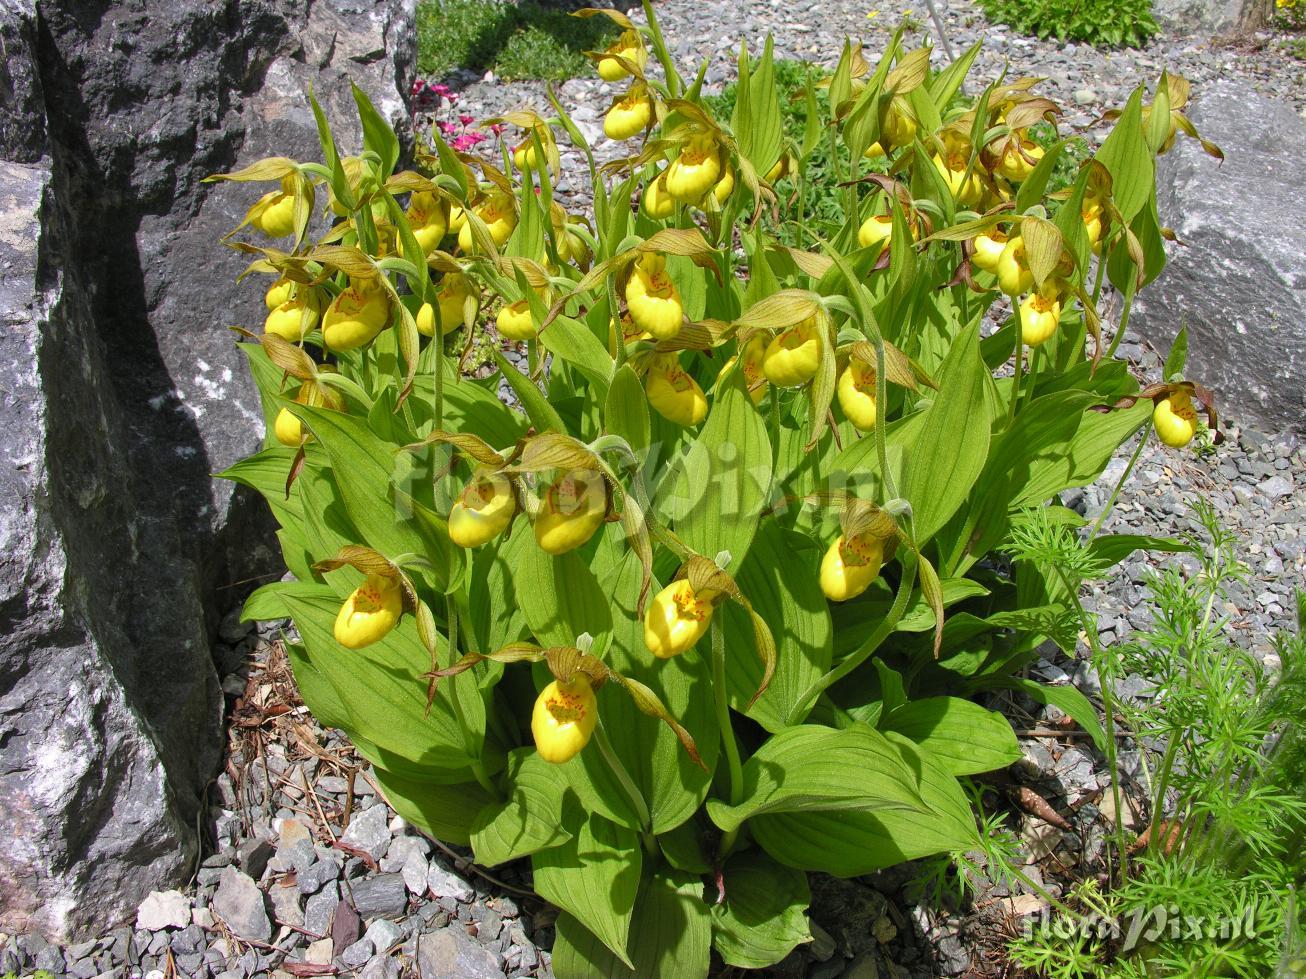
top-left (0, 0), bottom-right (415, 942)
top-left (1151, 0), bottom-right (1270, 34)
top-left (1130, 78), bottom-right (1305, 434)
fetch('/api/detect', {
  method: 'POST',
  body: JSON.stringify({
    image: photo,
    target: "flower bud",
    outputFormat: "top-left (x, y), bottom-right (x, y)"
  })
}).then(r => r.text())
top-left (597, 30), bottom-right (648, 82)
top-left (820, 533), bottom-right (885, 602)
top-left (1083, 203), bottom-right (1105, 255)
top-left (511, 124), bottom-right (553, 171)
top-left (645, 353), bottom-right (708, 426)
top-left (252, 190), bottom-right (296, 237)
top-left (604, 85), bottom-right (653, 140)
top-left (1019, 286), bottom-right (1061, 347)
top-left (457, 192), bottom-right (517, 252)
top-left (863, 141), bottom-right (886, 160)
top-left (762, 314), bottom-right (822, 388)
top-left (264, 296), bottom-right (319, 341)
top-left (858, 214), bottom-right (893, 249)
top-left (323, 278), bottom-right (390, 351)
top-left (406, 191), bottom-right (449, 253)
top-left (996, 235), bottom-right (1034, 297)
top-left (448, 472), bottom-right (517, 547)
top-left (970, 229), bottom-right (1008, 273)
top-left (334, 574), bottom-right (403, 649)
top-left (625, 252), bottom-right (684, 340)
top-left (643, 580), bottom-right (716, 658)
top-left (531, 677), bottom-right (598, 763)
top-left (932, 154), bottom-right (983, 206)
top-left (994, 137), bottom-right (1044, 183)
top-left (837, 360), bottom-right (878, 431)
top-left (1153, 391), bottom-right (1198, 447)
top-left (534, 469), bottom-right (608, 554)
top-left (664, 135), bottom-right (722, 203)
top-left (265, 278), bottom-right (295, 310)
top-left (642, 172), bottom-right (676, 219)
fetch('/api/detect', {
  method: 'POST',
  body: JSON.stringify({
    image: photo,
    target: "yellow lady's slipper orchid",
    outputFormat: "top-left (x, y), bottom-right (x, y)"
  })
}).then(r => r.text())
top-left (819, 533), bottom-right (885, 602)
top-left (273, 370), bottom-right (340, 447)
top-left (996, 235), bottom-right (1034, 297)
top-left (995, 138), bottom-right (1045, 183)
top-left (322, 278), bottom-right (390, 351)
top-left (264, 296), bottom-right (319, 341)
top-left (251, 189), bottom-right (296, 237)
top-left (604, 85), bottom-right (653, 140)
top-left (457, 192), bottom-right (517, 252)
top-left (1083, 203), bottom-right (1105, 255)
top-left (643, 580), bottom-right (717, 658)
top-left (664, 135), bottom-right (722, 203)
top-left (531, 677), bottom-right (598, 763)
top-left (971, 229), bottom-right (1009, 273)
top-left (406, 191), bottom-right (449, 253)
top-left (762, 315), bottom-right (822, 388)
top-left (863, 141), bottom-right (886, 160)
top-left (448, 204), bottom-right (467, 233)
top-left (932, 154), bottom-right (983, 206)
top-left (645, 353), bottom-right (708, 426)
top-left (1153, 391), bottom-right (1198, 447)
top-left (265, 278), bottom-right (295, 310)
top-left (417, 273), bottom-right (474, 337)
top-left (625, 252), bottom-right (684, 340)
top-left (534, 469), bottom-right (608, 554)
top-left (273, 408), bottom-right (304, 448)
top-left (858, 214), bottom-right (893, 249)
top-left (1019, 287), bottom-right (1062, 347)
top-left (642, 171), bottom-right (676, 219)
top-left (448, 472), bottom-right (517, 547)
top-left (765, 155), bottom-right (790, 182)
top-left (717, 334), bottom-right (769, 404)
top-left (597, 29), bottom-right (648, 81)
top-left (333, 574), bottom-right (403, 649)
top-left (711, 164), bottom-right (735, 205)
top-left (557, 218), bottom-right (590, 265)
top-left (496, 288), bottom-right (550, 341)
top-left (837, 360), bottom-right (878, 431)
top-left (881, 101), bottom-right (917, 148)
top-left (512, 125), bottom-right (554, 171)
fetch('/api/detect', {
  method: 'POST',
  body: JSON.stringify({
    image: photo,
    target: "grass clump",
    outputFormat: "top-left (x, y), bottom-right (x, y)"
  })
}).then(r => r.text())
top-left (978, 0), bottom-right (1159, 49)
top-left (416, 0), bottom-right (617, 81)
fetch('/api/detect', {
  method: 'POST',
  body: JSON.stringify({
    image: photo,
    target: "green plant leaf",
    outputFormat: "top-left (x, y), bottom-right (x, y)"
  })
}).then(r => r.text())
top-left (881, 697), bottom-right (1022, 776)
top-left (705, 725), bottom-right (928, 834)
top-left (710, 852), bottom-right (812, 969)
top-left (508, 530), bottom-right (613, 653)
top-left (901, 323), bottom-right (990, 544)
top-left (533, 814), bottom-right (643, 969)
top-left (656, 365), bottom-right (772, 573)
top-left (371, 766), bottom-right (495, 846)
top-left (491, 346), bottom-right (566, 433)
top-left (552, 869), bottom-right (711, 979)
top-left (1163, 324), bottom-right (1188, 380)
top-left (540, 315), bottom-right (613, 397)
top-left (351, 82), bottom-right (400, 180)
top-left (1087, 533), bottom-right (1191, 570)
top-left (748, 731), bottom-right (979, 876)
top-left (723, 522), bottom-right (833, 731)
top-left (1095, 86), bottom-right (1154, 223)
top-left (994, 676), bottom-right (1106, 752)
top-left (605, 363), bottom-right (651, 454)
top-left (471, 748), bottom-right (572, 866)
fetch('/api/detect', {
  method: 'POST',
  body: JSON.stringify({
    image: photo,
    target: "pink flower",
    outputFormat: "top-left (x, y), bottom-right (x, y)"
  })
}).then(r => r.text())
top-left (459, 114), bottom-right (475, 126)
top-left (437, 120), bottom-right (459, 135)
top-left (489, 123), bottom-right (505, 136)
top-left (431, 84), bottom-right (452, 96)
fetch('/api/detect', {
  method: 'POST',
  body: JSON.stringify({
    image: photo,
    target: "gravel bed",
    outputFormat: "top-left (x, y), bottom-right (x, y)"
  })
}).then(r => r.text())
top-left (3, 5), bottom-right (1301, 978)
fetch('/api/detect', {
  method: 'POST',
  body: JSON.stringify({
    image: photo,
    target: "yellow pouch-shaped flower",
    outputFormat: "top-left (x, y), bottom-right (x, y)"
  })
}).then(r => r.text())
top-left (837, 360), bottom-right (878, 432)
top-left (323, 278), bottom-right (390, 351)
top-left (1153, 392), bottom-right (1198, 447)
top-left (643, 580), bottom-right (716, 658)
top-left (664, 135), bottom-right (722, 203)
top-left (645, 353), bottom-right (708, 426)
top-left (534, 469), bottom-right (608, 554)
top-left (763, 315), bottom-right (822, 388)
top-left (532, 677), bottom-right (598, 763)
top-left (625, 253), bottom-right (684, 340)
top-left (820, 533), bottom-right (885, 602)
top-left (449, 473), bottom-right (517, 548)
top-left (334, 574), bottom-right (403, 649)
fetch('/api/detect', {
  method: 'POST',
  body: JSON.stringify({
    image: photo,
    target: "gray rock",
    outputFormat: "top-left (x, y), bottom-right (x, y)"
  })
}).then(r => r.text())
top-left (0, 0), bottom-right (415, 943)
top-left (1133, 80), bottom-right (1306, 434)
top-left (365, 917), bottom-right (404, 953)
top-left (304, 883), bottom-right (340, 938)
top-left (341, 937), bottom-right (375, 969)
top-left (1257, 475), bottom-right (1294, 500)
top-left (298, 857), bottom-right (341, 896)
top-left (1151, 0), bottom-right (1267, 33)
top-left (359, 956), bottom-right (403, 979)
top-left (211, 868), bottom-right (271, 943)
top-left (270, 883), bottom-right (305, 930)
top-left (340, 805), bottom-right (392, 862)
top-left (237, 837), bottom-right (275, 880)
top-left (135, 890), bottom-right (192, 932)
top-left (427, 865), bottom-right (475, 903)
top-left (416, 926), bottom-right (505, 979)
top-left (349, 874), bottom-right (409, 919)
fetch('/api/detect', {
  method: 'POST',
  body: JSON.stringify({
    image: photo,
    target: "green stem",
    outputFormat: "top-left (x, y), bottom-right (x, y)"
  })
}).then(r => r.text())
top-left (594, 721), bottom-right (652, 834)
top-left (445, 596), bottom-right (499, 799)
top-left (786, 553), bottom-right (919, 725)
top-left (1087, 421), bottom-right (1150, 542)
top-left (1006, 340), bottom-right (1024, 431)
top-left (1024, 344), bottom-right (1042, 408)
top-left (711, 616), bottom-right (744, 856)
top-left (641, 0), bottom-right (682, 98)
top-left (1105, 278), bottom-right (1137, 360)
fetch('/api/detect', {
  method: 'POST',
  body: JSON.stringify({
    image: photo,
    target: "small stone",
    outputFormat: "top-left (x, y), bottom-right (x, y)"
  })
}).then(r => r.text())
top-left (1073, 88), bottom-right (1097, 105)
top-left (211, 866), bottom-right (271, 942)
top-left (359, 956), bottom-right (403, 979)
top-left (340, 804), bottom-right (391, 862)
top-left (218, 606), bottom-right (254, 643)
top-left (380, 835), bottom-right (429, 873)
top-left (316, 775), bottom-right (350, 794)
top-left (416, 926), bottom-right (504, 979)
top-left (192, 907), bottom-right (214, 929)
top-left (239, 837), bottom-right (276, 879)
top-left (278, 818), bottom-right (312, 848)
top-left (340, 937), bottom-right (375, 969)
top-left (427, 864), bottom-right (474, 902)
top-left (809, 922), bottom-right (836, 961)
top-left (401, 847), bottom-right (430, 895)
top-left (172, 924), bottom-right (206, 954)
top-left (365, 918), bottom-right (404, 953)
top-left (305, 937), bottom-right (334, 965)
top-left (270, 883), bottom-right (305, 929)
top-left (135, 889), bottom-right (192, 931)
top-left (1258, 475), bottom-right (1293, 500)
top-left (305, 882), bottom-right (340, 937)
top-left (298, 857), bottom-right (340, 895)
top-left (349, 874), bottom-right (408, 918)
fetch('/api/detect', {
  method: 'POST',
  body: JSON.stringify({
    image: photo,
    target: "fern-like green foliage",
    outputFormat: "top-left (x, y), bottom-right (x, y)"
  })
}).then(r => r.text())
top-left (978, 0), bottom-right (1159, 49)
